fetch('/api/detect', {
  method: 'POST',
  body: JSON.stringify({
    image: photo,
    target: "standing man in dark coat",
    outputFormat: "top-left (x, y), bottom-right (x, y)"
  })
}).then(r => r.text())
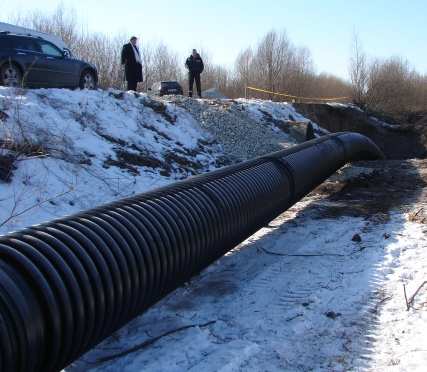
top-left (185, 49), bottom-right (204, 98)
top-left (121, 36), bottom-right (143, 91)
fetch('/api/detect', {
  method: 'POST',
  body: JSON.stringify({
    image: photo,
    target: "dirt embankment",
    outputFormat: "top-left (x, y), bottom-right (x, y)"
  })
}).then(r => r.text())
top-left (294, 103), bottom-right (427, 160)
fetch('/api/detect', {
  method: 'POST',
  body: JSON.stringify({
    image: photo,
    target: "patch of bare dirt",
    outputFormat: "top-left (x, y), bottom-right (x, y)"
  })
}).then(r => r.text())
top-left (96, 132), bottom-right (127, 146)
top-left (0, 154), bottom-right (16, 182)
top-left (164, 151), bottom-right (202, 175)
top-left (407, 208), bottom-right (427, 224)
top-left (0, 139), bottom-right (49, 182)
top-left (103, 146), bottom-right (213, 178)
top-left (104, 149), bottom-right (167, 176)
top-left (0, 140), bottom-right (47, 157)
top-left (142, 123), bottom-right (173, 141)
top-left (305, 160), bottom-right (427, 219)
top-left (143, 100), bottom-right (177, 124)
top-left (0, 110), bottom-right (9, 122)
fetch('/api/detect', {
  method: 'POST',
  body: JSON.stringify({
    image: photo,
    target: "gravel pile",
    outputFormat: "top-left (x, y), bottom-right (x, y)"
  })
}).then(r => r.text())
top-left (160, 96), bottom-right (300, 162)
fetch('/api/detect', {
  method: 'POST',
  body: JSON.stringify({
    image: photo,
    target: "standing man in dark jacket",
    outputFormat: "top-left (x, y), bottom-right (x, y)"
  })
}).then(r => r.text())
top-left (185, 49), bottom-right (204, 98)
top-left (121, 36), bottom-right (143, 91)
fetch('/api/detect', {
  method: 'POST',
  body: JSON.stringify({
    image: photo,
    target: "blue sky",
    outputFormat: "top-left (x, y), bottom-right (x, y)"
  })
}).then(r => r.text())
top-left (2, 0), bottom-right (426, 79)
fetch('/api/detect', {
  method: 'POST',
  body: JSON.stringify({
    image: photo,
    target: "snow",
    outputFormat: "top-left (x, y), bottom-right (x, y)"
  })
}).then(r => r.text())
top-left (1, 88), bottom-right (426, 371)
top-left (202, 88), bottom-right (228, 99)
top-left (237, 98), bottom-right (329, 136)
top-left (65, 162), bottom-right (427, 372)
top-left (368, 115), bottom-right (402, 130)
top-left (1, 89), bottom-right (309, 234)
top-left (0, 87), bottom-right (223, 234)
top-left (237, 98), bottom-right (310, 123)
top-left (369, 220), bottom-right (427, 370)
top-left (326, 102), bottom-right (365, 113)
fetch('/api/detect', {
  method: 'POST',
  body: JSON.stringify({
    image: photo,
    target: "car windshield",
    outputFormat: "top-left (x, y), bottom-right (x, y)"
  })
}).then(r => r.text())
top-left (161, 82), bottom-right (180, 89)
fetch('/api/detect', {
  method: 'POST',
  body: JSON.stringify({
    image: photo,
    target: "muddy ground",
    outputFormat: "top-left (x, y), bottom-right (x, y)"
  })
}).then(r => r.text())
top-left (294, 103), bottom-right (427, 160)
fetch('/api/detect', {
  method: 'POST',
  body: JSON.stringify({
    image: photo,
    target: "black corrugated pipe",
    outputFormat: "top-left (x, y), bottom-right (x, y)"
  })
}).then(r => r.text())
top-left (0, 132), bottom-right (383, 371)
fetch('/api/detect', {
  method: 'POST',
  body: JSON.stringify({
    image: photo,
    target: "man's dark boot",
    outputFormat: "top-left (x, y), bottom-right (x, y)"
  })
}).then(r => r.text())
top-left (189, 91), bottom-right (193, 97)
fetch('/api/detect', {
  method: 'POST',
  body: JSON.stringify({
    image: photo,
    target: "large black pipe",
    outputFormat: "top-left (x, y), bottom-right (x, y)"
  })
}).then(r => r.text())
top-left (0, 132), bottom-right (382, 371)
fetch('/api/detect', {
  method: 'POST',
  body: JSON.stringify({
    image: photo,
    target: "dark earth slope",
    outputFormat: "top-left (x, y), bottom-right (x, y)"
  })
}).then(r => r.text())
top-left (294, 103), bottom-right (427, 159)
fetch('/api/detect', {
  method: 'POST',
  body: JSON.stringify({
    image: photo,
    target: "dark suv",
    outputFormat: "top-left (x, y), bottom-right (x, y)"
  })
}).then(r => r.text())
top-left (0, 33), bottom-right (98, 89)
top-left (151, 81), bottom-right (183, 96)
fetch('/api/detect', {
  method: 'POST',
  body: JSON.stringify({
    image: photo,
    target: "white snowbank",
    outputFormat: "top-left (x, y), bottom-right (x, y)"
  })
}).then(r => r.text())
top-left (0, 88), bottom-right (222, 234)
top-left (67, 173), bottom-right (427, 371)
top-left (3, 88), bottom-right (424, 372)
top-left (237, 98), bottom-right (329, 136)
top-left (0, 89), bottom-right (308, 235)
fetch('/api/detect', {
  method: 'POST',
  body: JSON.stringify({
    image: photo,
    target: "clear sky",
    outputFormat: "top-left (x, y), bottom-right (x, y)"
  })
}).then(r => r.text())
top-left (1, 0), bottom-right (426, 80)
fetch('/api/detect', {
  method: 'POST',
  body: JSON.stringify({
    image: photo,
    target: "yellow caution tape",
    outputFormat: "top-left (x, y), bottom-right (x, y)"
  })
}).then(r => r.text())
top-left (246, 86), bottom-right (350, 102)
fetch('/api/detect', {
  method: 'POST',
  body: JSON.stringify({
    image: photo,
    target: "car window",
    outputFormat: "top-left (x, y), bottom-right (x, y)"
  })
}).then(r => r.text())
top-left (38, 41), bottom-right (63, 57)
top-left (12, 37), bottom-right (41, 53)
top-left (163, 82), bottom-right (180, 89)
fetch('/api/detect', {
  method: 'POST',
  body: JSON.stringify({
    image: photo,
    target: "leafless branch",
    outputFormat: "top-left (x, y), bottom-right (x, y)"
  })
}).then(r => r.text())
top-left (0, 188), bottom-right (73, 228)
top-left (404, 284), bottom-right (410, 311)
top-left (405, 281), bottom-right (427, 311)
top-left (259, 246), bottom-right (346, 257)
top-left (93, 320), bottom-right (216, 364)
top-left (285, 313), bottom-right (303, 322)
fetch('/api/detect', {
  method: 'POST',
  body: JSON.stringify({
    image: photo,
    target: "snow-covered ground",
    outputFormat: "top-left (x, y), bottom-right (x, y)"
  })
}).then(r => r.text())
top-left (0, 88), bottom-right (222, 233)
top-left (0, 88), bottom-right (307, 234)
top-left (64, 160), bottom-right (427, 371)
top-left (1, 88), bottom-right (426, 371)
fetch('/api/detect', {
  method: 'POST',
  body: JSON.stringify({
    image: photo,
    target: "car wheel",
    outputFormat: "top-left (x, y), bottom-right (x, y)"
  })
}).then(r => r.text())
top-left (79, 70), bottom-right (97, 90)
top-left (0, 63), bottom-right (23, 87)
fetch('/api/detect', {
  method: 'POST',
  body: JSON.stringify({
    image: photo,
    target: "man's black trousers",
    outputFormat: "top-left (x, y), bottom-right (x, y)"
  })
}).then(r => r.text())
top-left (127, 80), bottom-right (138, 91)
top-left (188, 72), bottom-right (201, 97)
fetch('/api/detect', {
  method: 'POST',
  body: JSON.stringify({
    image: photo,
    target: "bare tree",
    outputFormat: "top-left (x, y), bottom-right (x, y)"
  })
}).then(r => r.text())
top-left (235, 48), bottom-right (254, 91)
top-left (311, 73), bottom-right (351, 99)
top-left (285, 46), bottom-right (314, 96)
top-left (12, 5), bottom-right (81, 51)
top-left (230, 30), bottom-right (349, 102)
top-left (140, 43), bottom-right (154, 92)
top-left (254, 30), bottom-right (291, 93)
top-left (349, 33), bottom-right (368, 106)
top-left (11, 5), bottom-right (184, 91)
top-left (152, 43), bottom-right (181, 83)
top-left (366, 57), bottom-right (415, 115)
top-left (10, 5), bottom-right (426, 116)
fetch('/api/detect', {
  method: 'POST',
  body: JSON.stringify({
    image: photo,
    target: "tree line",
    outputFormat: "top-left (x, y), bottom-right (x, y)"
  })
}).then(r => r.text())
top-left (350, 35), bottom-right (427, 120)
top-left (11, 6), bottom-right (427, 120)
